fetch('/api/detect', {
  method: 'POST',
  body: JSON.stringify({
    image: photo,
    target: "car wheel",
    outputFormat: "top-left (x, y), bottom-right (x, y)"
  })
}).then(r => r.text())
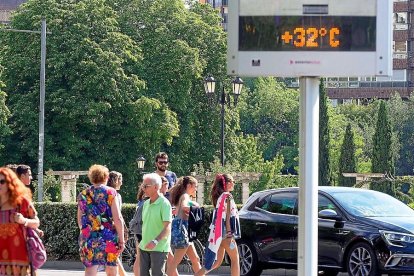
top-left (237, 240), bottom-right (263, 276)
top-left (346, 242), bottom-right (379, 276)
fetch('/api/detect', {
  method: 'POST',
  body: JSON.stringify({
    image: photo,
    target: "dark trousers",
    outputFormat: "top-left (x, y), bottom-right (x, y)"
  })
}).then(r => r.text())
top-left (139, 250), bottom-right (168, 276)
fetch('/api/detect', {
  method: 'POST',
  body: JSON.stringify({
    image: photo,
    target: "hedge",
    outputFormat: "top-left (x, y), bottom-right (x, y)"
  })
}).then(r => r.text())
top-left (35, 202), bottom-right (216, 261)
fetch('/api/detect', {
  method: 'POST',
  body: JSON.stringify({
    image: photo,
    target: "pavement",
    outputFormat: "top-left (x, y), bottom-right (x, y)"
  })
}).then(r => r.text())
top-left (36, 261), bottom-right (352, 275)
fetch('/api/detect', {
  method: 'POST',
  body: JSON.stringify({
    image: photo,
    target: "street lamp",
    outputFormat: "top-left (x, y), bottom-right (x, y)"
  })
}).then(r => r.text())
top-left (203, 75), bottom-right (244, 166)
top-left (0, 19), bottom-right (48, 202)
top-left (136, 156), bottom-right (146, 172)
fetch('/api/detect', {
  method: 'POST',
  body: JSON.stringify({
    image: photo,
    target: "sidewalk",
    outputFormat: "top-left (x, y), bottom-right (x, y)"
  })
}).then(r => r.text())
top-left (41, 261), bottom-right (298, 275)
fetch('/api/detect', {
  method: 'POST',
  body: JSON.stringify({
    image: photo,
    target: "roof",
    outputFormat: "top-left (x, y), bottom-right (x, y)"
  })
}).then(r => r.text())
top-left (0, 0), bottom-right (26, 10)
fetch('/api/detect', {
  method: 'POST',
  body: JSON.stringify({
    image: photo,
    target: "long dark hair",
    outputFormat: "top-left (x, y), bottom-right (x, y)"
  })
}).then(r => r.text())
top-left (169, 176), bottom-right (196, 206)
top-left (107, 171), bottom-right (122, 189)
top-left (211, 173), bottom-right (232, 207)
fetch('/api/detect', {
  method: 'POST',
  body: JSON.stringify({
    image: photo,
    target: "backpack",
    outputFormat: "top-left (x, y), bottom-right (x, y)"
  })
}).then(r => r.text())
top-left (188, 206), bottom-right (205, 241)
top-left (129, 200), bottom-right (145, 235)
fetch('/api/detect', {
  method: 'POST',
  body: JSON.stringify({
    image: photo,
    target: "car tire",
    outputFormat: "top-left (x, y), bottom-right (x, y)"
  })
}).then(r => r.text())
top-left (346, 242), bottom-right (379, 276)
top-left (237, 240), bottom-right (263, 276)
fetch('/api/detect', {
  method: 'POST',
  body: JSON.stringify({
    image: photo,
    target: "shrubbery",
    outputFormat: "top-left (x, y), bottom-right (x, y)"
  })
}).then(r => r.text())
top-left (35, 202), bottom-right (215, 261)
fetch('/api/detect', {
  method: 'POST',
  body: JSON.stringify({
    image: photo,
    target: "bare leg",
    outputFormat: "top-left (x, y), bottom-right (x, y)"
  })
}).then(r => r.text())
top-left (167, 251), bottom-right (178, 276)
top-left (133, 242), bottom-right (140, 276)
top-left (186, 244), bottom-right (202, 273)
top-left (167, 248), bottom-right (187, 276)
top-left (105, 265), bottom-right (118, 276)
top-left (117, 258), bottom-right (128, 276)
top-left (84, 265), bottom-right (98, 276)
top-left (220, 238), bottom-right (239, 276)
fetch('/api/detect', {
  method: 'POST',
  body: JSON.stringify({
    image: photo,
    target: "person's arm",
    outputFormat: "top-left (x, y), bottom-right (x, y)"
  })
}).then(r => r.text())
top-left (14, 202), bottom-right (40, 229)
top-left (77, 205), bottom-right (82, 229)
top-left (144, 221), bottom-right (171, 250)
top-left (225, 196), bottom-right (232, 237)
top-left (111, 195), bottom-right (125, 251)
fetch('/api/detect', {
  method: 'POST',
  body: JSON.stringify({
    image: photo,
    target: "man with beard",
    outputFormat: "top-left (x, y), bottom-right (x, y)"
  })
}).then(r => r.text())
top-left (154, 152), bottom-right (177, 200)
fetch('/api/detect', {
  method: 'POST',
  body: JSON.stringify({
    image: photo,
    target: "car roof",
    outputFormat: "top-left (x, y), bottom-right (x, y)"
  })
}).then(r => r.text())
top-left (252, 186), bottom-right (373, 196)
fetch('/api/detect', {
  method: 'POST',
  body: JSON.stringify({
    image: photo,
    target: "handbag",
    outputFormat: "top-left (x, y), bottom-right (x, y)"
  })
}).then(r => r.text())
top-left (24, 226), bottom-right (47, 270)
top-left (188, 206), bottom-right (205, 241)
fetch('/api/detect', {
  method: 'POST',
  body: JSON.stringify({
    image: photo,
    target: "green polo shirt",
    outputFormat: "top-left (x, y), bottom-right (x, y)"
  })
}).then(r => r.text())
top-left (140, 195), bottom-right (172, 252)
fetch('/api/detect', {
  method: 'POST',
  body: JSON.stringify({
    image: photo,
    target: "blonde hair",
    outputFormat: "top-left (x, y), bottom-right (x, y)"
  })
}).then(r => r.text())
top-left (88, 164), bottom-right (109, 185)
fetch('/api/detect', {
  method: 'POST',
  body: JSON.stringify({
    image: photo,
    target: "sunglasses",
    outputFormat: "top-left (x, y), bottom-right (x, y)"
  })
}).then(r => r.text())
top-left (0, 179), bottom-right (6, 185)
top-left (157, 161), bottom-right (168, 165)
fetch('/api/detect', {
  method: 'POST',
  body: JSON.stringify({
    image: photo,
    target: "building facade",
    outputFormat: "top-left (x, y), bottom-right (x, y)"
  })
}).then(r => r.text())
top-left (0, 0), bottom-right (26, 23)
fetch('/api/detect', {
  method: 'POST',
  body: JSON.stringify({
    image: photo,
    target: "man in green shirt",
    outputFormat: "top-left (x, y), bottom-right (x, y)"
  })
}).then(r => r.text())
top-left (140, 173), bottom-right (172, 276)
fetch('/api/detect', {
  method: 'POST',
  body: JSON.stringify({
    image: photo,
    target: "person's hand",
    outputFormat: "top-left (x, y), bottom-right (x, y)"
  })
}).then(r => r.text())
top-left (37, 229), bottom-right (44, 237)
top-left (118, 241), bottom-right (125, 253)
top-left (14, 212), bottom-right (26, 225)
top-left (145, 240), bottom-right (156, 250)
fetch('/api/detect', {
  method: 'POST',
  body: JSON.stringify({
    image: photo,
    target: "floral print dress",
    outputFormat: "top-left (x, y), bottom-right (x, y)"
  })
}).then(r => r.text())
top-left (78, 185), bottom-right (120, 267)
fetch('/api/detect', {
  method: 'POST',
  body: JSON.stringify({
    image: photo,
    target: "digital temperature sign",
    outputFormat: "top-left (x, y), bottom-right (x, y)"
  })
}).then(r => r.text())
top-left (239, 16), bottom-right (376, 51)
top-left (227, 0), bottom-right (392, 77)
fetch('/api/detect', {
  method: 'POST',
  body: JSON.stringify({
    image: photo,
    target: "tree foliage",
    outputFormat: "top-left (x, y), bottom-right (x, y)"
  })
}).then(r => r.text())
top-left (0, 0), bottom-right (179, 202)
top-left (319, 80), bottom-right (331, 185)
top-left (338, 123), bottom-right (356, 187)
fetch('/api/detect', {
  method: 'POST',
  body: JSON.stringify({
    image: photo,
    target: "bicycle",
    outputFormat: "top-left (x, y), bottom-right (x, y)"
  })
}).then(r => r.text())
top-left (122, 233), bottom-right (205, 273)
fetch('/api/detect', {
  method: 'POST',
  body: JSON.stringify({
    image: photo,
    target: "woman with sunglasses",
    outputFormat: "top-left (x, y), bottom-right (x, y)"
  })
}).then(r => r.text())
top-left (195, 173), bottom-right (241, 276)
top-left (0, 167), bottom-right (40, 276)
top-left (167, 176), bottom-right (202, 275)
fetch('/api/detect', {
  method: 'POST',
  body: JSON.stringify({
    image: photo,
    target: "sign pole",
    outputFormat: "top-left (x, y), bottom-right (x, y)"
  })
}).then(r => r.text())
top-left (298, 76), bottom-right (319, 276)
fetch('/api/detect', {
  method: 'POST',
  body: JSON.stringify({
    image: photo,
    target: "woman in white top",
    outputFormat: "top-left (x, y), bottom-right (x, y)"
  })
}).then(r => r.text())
top-left (107, 171), bottom-right (127, 276)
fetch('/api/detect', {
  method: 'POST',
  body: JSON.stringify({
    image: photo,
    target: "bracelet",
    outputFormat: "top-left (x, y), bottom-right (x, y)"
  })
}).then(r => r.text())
top-left (23, 219), bottom-right (28, 227)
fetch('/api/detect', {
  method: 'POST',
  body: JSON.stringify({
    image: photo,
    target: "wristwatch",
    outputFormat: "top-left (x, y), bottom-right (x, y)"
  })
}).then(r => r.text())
top-left (152, 239), bottom-right (159, 245)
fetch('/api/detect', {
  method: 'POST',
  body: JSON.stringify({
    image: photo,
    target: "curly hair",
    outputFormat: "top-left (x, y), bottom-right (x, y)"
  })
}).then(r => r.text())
top-left (88, 164), bottom-right (109, 185)
top-left (211, 173), bottom-right (232, 207)
top-left (0, 167), bottom-right (32, 207)
top-left (169, 176), bottom-right (197, 206)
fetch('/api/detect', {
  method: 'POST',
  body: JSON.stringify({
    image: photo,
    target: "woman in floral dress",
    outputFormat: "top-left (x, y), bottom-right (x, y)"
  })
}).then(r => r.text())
top-left (0, 167), bottom-right (40, 276)
top-left (77, 165), bottom-right (125, 276)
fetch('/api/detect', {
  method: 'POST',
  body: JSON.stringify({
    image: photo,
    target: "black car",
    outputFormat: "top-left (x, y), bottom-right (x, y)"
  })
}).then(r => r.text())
top-left (237, 187), bottom-right (414, 276)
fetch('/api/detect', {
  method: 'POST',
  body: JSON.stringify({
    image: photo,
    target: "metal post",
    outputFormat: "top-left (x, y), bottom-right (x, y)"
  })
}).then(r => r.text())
top-left (38, 18), bottom-right (46, 202)
top-left (298, 76), bottom-right (319, 276)
top-left (220, 86), bottom-right (225, 166)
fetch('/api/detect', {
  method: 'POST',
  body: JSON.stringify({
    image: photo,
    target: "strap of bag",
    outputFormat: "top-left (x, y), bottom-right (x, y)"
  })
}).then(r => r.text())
top-left (18, 204), bottom-right (35, 276)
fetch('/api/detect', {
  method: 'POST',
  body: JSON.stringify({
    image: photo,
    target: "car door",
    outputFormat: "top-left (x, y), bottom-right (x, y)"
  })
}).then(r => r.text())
top-left (252, 191), bottom-right (297, 263)
top-left (317, 194), bottom-right (349, 267)
top-left (291, 193), bottom-right (349, 267)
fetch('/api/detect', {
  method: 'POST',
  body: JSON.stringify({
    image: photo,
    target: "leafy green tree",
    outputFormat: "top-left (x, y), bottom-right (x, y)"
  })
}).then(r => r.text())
top-left (238, 77), bottom-right (299, 174)
top-left (319, 80), bottom-right (331, 185)
top-left (0, 0), bottom-right (178, 202)
top-left (111, 0), bottom-right (232, 174)
top-left (0, 63), bottom-right (11, 156)
top-left (371, 101), bottom-right (394, 193)
top-left (338, 123), bottom-right (356, 187)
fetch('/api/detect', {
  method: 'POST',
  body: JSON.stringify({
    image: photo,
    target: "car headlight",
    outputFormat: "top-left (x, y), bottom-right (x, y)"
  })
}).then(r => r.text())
top-left (380, 230), bottom-right (414, 247)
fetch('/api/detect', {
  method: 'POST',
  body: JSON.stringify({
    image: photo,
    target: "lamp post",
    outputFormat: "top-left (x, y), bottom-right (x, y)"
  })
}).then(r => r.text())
top-left (136, 156), bottom-right (146, 173)
top-left (203, 75), bottom-right (244, 166)
top-left (0, 19), bottom-right (48, 202)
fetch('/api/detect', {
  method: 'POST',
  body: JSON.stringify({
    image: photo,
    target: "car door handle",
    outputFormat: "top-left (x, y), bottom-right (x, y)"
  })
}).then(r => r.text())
top-left (255, 222), bottom-right (268, 226)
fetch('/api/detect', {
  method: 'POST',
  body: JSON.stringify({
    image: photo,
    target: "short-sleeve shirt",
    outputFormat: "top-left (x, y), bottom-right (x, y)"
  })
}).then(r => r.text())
top-left (140, 195), bottom-right (172, 252)
top-left (163, 170), bottom-right (177, 199)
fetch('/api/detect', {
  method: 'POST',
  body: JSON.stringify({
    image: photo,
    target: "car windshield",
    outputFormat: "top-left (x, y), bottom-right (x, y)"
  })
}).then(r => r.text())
top-left (328, 190), bottom-right (414, 217)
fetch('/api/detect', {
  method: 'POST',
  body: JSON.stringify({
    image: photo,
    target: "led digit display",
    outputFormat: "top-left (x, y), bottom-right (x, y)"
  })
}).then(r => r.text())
top-left (239, 16), bottom-right (376, 51)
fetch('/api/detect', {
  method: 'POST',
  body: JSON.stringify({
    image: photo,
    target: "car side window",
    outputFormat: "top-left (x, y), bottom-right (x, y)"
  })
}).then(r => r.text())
top-left (318, 195), bottom-right (338, 213)
top-left (257, 192), bottom-right (296, 215)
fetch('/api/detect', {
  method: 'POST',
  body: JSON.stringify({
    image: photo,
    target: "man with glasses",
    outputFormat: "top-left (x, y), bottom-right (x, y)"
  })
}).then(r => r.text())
top-left (140, 173), bottom-right (172, 276)
top-left (154, 152), bottom-right (177, 199)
